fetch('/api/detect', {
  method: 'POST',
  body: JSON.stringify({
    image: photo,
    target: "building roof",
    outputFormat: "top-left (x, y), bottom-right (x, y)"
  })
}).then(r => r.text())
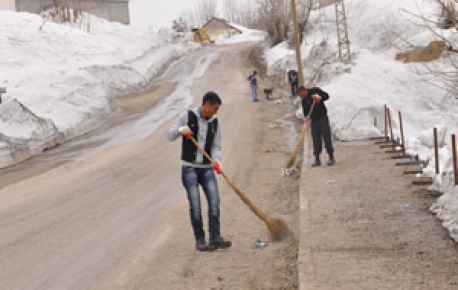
top-left (202, 17), bottom-right (242, 33)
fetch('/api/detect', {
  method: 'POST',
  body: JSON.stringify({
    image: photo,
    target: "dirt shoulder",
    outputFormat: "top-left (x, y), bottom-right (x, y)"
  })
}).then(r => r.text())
top-left (299, 140), bottom-right (458, 289)
top-left (98, 46), bottom-right (301, 289)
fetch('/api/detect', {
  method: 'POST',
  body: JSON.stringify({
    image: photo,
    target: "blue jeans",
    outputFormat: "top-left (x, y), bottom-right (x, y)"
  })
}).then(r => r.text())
top-left (250, 85), bottom-right (258, 101)
top-left (181, 166), bottom-right (220, 241)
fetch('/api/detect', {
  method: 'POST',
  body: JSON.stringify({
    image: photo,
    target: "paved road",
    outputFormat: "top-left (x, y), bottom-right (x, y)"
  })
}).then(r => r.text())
top-left (0, 43), bottom-right (253, 290)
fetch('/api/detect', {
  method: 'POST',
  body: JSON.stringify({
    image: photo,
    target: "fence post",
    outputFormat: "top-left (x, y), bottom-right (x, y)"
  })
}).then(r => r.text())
top-left (384, 104), bottom-right (388, 141)
top-left (387, 108), bottom-right (395, 151)
top-left (398, 111), bottom-right (405, 155)
top-left (434, 128), bottom-right (439, 175)
top-left (452, 134), bottom-right (458, 186)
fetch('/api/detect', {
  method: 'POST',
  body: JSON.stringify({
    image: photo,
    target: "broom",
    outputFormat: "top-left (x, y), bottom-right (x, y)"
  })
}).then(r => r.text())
top-left (189, 136), bottom-right (289, 241)
top-left (286, 100), bottom-right (316, 168)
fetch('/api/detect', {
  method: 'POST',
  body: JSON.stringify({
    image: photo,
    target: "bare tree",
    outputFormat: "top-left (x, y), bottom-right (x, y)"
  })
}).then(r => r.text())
top-left (172, 18), bottom-right (188, 32)
top-left (180, 0), bottom-right (218, 28)
top-left (436, 0), bottom-right (458, 28)
top-left (399, 0), bottom-right (458, 96)
top-left (253, 0), bottom-right (312, 46)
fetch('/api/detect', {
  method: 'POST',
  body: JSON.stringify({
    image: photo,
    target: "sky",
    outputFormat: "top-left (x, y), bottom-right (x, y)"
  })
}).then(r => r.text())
top-left (130, 0), bottom-right (249, 31)
top-left (0, 0), bottom-right (457, 242)
top-left (130, 0), bottom-right (210, 30)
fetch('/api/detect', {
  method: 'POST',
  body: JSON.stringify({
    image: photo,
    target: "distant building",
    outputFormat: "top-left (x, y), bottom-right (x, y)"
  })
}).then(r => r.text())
top-left (0, 0), bottom-right (131, 25)
top-left (0, 0), bottom-right (16, 11)
top-left (314, 0), bottom-right (334, 9)
top-left (202, 17), bottom-right (242, 39)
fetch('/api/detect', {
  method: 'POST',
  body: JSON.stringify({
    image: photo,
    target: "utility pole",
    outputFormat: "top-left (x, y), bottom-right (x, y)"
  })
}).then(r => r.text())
top-left (291, 0), bottom-right (304, 86)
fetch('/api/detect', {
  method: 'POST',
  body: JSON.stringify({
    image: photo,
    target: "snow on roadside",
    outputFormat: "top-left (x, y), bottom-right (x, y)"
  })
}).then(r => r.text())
top-left (263, 0), bottom-right (458, 242)
top-left (430, 173), bottom-right (458, 242)
top-left (0, 99), bottom-right (61, 168)
top-left (214, 22), bottom-right (267, 45)
top-left (0, 11), bottom-right (194, 168)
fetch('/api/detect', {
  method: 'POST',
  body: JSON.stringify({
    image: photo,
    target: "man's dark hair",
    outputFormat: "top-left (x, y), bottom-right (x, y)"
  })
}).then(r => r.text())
top-left (202, 91), bottom-right (222, 105)
top-left (253, 70), bottom-right (257, 74)
top-left (297, 86), bottom-right (307, 92)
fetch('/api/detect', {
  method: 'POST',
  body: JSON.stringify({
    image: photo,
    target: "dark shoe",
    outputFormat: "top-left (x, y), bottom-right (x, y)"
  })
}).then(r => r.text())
top-left (196, 238), bottom-right (207, 251)
top-left (311, 158), bottom-right (321, 167)
top-left (196, 238), bottom-right (215, 252)
top-left (327, 157), bottom-right (335, 166)
top-left (209, 236), bottom-right (232, 249)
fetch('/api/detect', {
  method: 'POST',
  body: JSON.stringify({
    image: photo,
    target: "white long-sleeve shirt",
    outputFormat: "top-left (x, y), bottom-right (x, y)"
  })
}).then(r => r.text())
top-left (167, 107), bottom-right (222, 168)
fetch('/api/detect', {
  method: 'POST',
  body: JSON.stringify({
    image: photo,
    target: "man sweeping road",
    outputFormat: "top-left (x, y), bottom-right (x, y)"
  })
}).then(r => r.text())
top-left (298, 86), bottom-right (335, 167)
top-left (167, 92), bottom-right (232, 252)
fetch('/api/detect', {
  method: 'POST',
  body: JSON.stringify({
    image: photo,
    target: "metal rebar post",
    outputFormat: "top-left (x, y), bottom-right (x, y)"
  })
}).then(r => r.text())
top-left (387, 109), bottom-right (395, 151)
top-left (452, 134), bottom-right (457, 185)
top-left (434, 128), bottom-right (439, 175)
top-left (398, 111), bottom-right (405, 155)
top-left (384, 105), bottom-right (388, 141)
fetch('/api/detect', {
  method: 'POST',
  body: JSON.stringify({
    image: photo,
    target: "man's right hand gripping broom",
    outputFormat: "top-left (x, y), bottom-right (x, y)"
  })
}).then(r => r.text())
top-left (178, 125), bottom-right (193, 139)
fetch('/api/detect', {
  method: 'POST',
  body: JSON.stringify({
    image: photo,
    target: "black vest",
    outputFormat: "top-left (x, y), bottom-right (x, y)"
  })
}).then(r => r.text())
top-left (181, 110), bottom-right (218, 164)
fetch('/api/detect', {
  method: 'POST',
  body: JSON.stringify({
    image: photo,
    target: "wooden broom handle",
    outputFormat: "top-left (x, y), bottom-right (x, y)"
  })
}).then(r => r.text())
top-left (189, 136), bottom-right (216, 166)
top-left (188, 136), bottom-right (268, 221)
top-left (295, 100), bottom-right (316, 147)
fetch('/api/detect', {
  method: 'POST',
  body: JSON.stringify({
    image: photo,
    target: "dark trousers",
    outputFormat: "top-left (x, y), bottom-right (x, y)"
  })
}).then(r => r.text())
top-left (311, 115), bottom-right (334, 158)
top-left (291, 81), bottom-right (298, 96)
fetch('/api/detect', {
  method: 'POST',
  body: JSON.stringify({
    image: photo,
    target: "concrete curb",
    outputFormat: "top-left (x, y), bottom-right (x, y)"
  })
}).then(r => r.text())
top-left (298, 126), bottom-right (312, 290)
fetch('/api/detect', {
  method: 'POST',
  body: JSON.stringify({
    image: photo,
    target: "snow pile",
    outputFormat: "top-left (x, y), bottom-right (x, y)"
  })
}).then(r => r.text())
top-left (263, 0), bottom-right (458, 241)
top-left (430, 173), bottom-right (458, 242)
top-left (214, 22), bottom-right (267, 45)
top-left (0, 11), bottom-right (192, 168)
top-left (264, 42), bottom-right (295, 75)
top-left (0, 11), bottom-right (264, 168)
top-left (0, 99), bottom-right (61, 167)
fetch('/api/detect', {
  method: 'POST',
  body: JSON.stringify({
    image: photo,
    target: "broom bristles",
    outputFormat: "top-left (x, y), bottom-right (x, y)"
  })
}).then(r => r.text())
top-left (190, 137), bottom-right (289, 241)
top-left (266, 216), bottom-right (289, 241)
top-left (286, 149), bottom-right (299, 168)
top-left (223, 173), bottom-right (289, 241)
top-left (286, 122), bottom-right (308, 168)
top-left (286, 101), bottom-right (316, 168)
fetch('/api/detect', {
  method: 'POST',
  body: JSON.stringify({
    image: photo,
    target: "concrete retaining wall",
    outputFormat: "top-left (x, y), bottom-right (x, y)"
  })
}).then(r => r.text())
top-left (0, 0), bottom-right (16, 11)
top-left (13, 0), bottom-right (130, 25)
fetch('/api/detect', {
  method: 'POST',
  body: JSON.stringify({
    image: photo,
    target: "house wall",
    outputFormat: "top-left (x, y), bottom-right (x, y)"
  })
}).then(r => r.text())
top-left (0, 0), bottom-right (16, 11)
top-left (80, 0), bottom-right (130, 25)
top-left (14, 0), bottom-right (130, 25)
top-left (315, 0), bottom-right (334, 9)
top-left (15, 0), bottom-right (53, 13)
top-left (205, 20), bottom-right (239, 39)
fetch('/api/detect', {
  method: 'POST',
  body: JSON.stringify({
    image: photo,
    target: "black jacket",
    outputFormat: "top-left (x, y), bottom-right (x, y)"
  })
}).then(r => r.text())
top-left (288, 70), bottom-right (298, 83)
top-left (302, 87), bottom-right (329, 121)
top-left (248, 74), bottom-right (258, 86)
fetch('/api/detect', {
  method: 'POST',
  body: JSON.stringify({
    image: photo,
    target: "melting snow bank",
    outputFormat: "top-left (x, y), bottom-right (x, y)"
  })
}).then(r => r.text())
top-left (0, 100), bottom-right (62, 168)
top-left (430, 174), bottom-right (458, 242)
top-left (0, 11), bottom-right (194, 168)
top-left (261, 0), bottom-right (458, 242)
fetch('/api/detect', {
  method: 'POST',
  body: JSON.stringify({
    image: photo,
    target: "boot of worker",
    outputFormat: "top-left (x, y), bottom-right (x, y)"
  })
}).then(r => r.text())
top-left (327, 153), bottom-right (335, 166)
top-left (312, 156), bottom-right (321, 167)
top-left (209, 236), bottom-right (232, 249)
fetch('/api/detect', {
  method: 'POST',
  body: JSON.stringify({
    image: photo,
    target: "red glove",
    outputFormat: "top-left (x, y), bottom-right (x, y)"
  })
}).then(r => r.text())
top-left (184, 131), bottom-right (193, 139)
top-left (213, 161), bottom-right (222, 174)
top-left (312, 94), bottom-right (322, 104)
